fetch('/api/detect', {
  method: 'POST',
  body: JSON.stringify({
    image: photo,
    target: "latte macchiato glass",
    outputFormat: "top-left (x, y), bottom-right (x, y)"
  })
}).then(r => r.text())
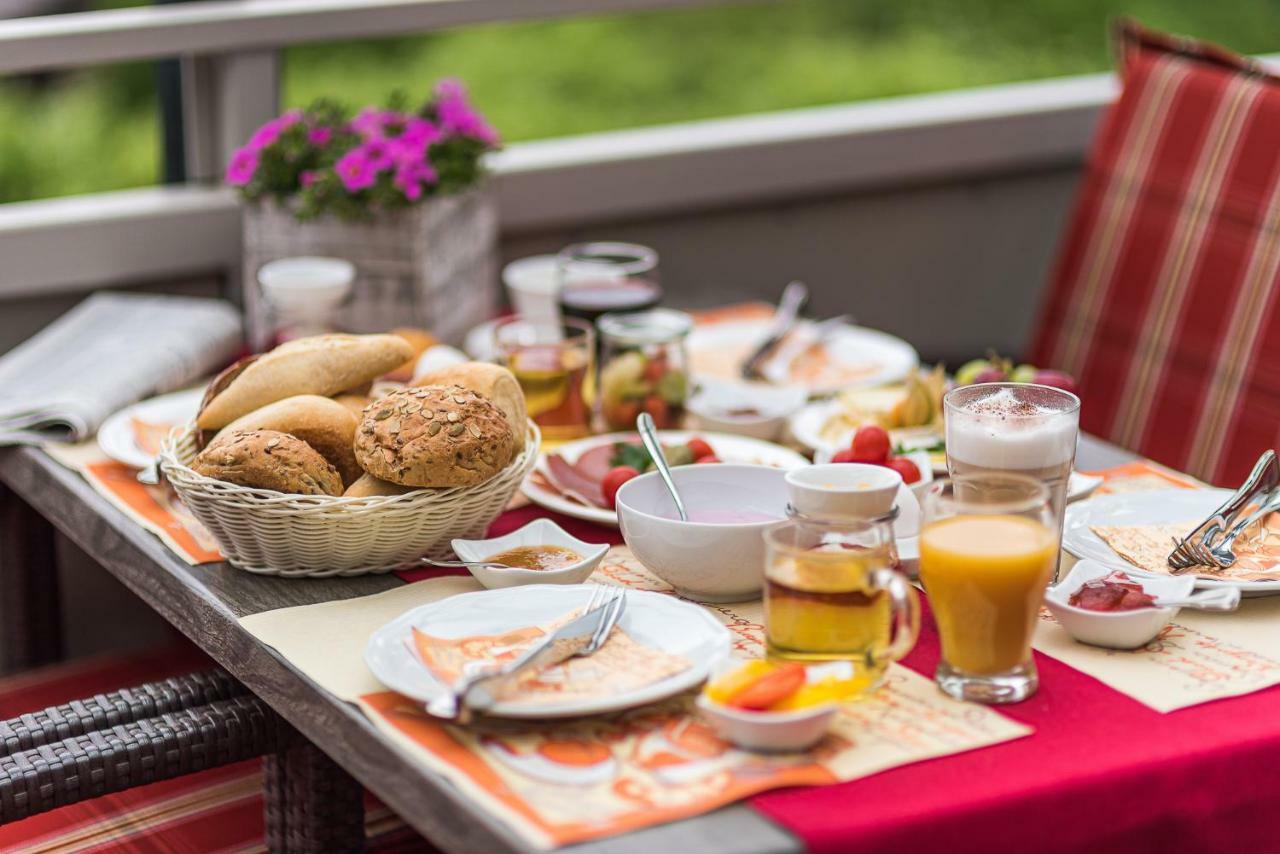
top-left (943, 383), bottom-right (1080, 577)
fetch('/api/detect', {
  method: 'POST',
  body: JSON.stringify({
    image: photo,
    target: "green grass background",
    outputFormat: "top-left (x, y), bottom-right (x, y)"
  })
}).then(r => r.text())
top-left (1, 0), bottom-right (1276, 203)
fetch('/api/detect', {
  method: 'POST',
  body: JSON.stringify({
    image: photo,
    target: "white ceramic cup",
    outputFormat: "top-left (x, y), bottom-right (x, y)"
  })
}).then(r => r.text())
top-left (785, 463), bottom-right (902, 520)
top-left (502, 255), bottom-right (563, 327)
top-left (258, 256), bottom-right (354, 331)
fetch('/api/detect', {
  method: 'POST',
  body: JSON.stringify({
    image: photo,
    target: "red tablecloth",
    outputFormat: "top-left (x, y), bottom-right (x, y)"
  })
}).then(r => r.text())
top-left (406, 506), bottom-right (1280, 853)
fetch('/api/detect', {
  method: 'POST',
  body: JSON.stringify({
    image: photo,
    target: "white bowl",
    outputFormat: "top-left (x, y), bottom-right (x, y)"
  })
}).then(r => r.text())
top-left (451, 519), bottom-right (609, 589)
top-left (785, 463), bottom-right (901, 520)
top-left (615, 464), bottom-right (789, 602)
top-left (696, 695), bottom-right (837, 752)
top-left (1044, 559), bottom-right (1191, 650)
top-left (812, 447), bottom-right (935, 501)
top-left (687, 381), bottom-right (809, 442)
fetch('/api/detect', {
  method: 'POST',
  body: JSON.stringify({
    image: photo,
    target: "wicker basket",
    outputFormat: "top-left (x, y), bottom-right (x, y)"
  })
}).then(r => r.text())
top-left (158, 421), bottom-right (540, 578)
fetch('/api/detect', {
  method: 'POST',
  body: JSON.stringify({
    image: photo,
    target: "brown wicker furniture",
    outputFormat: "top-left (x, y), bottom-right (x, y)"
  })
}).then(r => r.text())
top-left (0, 437), bottom-right (1140, 851)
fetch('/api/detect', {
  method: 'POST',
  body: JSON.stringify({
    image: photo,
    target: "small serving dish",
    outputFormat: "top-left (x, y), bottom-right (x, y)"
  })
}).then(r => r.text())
top-left (812, 447), bottom-right (934, 501)
top-left (451, 519), bottom-right (609, 589)
top-left (1044, 559), bottom-right (1192, 650)
top-left (697, 660), bottom-right (844, 752)
top-left (687, 380), bottom-right (808, 442)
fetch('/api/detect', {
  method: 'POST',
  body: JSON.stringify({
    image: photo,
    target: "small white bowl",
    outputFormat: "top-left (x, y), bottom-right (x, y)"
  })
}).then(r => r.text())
top-left (615, 464), bottom-right (789, 602)
top-left (452, 519), bottom-right (609, 589)
top-left (687, 381), bottom-right (808, 442)
top-left (813, 447), bottom-right (935, 501)
top-left (697, 695), bottom-right (837, 752)
top-left (1044, 559), bottom-right (1192, 650)
top-left (785, 463), bottom-right (901, 519)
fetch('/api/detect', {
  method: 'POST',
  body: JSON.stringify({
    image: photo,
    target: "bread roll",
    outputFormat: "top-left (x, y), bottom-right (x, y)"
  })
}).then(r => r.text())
top-left (385, 328), bottom-right (440, 383)
top-left (192, 429), bottom-right (342, 496)
top-left (411, 362), bottom-right (527, 451)
top-left (332, 393), bottom-right (372, 419)
top-left (343, 472), bottom-right (419, 497)
top-left (354, 386), bottom-right (515, 487)
top-left (217, 395), bottom-right (361, 487)
top-left (197, 334), bottom-right (414, 430)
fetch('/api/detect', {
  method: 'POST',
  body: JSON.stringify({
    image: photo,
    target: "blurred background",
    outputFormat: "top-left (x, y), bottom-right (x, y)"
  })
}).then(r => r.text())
top-left (4, 0), bottom-right (1276, 204)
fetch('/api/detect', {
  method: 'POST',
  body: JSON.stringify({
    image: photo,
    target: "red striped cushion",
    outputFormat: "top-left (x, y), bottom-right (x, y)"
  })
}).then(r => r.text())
top-left (0, 647), bottom-right (430, 853)
top-left (1029, 21), bottom-right (1280, 485)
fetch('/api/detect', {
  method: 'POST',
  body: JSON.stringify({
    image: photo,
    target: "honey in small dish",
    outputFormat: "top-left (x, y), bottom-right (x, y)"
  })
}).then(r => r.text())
top-left (486, 544), bottom-right (582, 571)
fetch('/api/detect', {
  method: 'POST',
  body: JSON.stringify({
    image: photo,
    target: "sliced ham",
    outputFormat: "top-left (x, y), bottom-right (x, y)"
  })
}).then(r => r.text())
top-left (545, 453), bottom-right (606, 507)
top-left (574, 441), bottom-right (636, 482)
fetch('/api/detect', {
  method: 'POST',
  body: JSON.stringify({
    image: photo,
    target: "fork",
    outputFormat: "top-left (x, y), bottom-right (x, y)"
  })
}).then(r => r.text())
top-left (1168, 450), bottom-right (1279, 571)
top-left (1206, 487), bottom-right (1280, 568)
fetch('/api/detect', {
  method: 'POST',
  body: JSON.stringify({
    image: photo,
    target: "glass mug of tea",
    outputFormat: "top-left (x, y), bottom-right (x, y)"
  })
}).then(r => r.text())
top-left (494, 317), bottom-right (595, 442)
top-left (763, 518), bottom-right (919, 696)
top-left (918, 473), bottom-right (1057, 704)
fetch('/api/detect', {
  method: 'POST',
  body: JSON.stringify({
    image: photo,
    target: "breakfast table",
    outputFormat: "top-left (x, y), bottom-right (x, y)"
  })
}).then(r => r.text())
top-left (3, 434), bottom-right (1280, 853)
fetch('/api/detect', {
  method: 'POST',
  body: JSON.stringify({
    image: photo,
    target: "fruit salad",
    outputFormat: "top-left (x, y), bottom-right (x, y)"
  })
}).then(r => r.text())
top-left (600, 349), bottom-right (688, 430)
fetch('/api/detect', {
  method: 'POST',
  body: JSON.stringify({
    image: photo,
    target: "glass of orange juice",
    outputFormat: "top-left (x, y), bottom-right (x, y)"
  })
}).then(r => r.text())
top-left (764, 518), bottom-right (920, 697)
top-left (919, 474), bottom-right (1057, 704)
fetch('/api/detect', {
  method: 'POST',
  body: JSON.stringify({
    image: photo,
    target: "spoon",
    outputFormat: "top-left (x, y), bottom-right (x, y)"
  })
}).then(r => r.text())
top-left (425, 558), bottom-right (517, 571)
top-left (636, 412), bottom-right (688, 521)
top-left (1153, 586), bottom-right (1241, 612)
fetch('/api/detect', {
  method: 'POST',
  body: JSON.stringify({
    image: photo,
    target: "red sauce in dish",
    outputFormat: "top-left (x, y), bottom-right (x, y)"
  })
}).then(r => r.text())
top-left (1069, 572), bottom-right (1157, 612)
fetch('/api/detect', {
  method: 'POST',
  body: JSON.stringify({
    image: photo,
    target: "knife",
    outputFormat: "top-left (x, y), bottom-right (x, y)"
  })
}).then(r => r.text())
top-left (741, 281), bottom-right (808, 380)
top-left (425, 591), bottom-right (621, 722)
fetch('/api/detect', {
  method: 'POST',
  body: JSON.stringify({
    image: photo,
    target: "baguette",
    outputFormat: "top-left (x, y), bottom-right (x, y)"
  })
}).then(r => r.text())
top-left (197, 334), bottom-right (413, 430)
top-left (412, 362), bottom-right (527, 451)
top-left (217, 395), bottom-right (361, 487)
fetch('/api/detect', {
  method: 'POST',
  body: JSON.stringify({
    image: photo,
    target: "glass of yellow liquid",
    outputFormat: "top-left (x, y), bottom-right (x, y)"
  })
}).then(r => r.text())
top-left (495, 317), bottom-right (595, 442)
top-left (763, 519), bottom-right (920, 696)
top-left (919, 473), bottom-right (1057, 704)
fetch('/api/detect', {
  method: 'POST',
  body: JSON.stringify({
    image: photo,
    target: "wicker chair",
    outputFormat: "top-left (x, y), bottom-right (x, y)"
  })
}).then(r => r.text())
top-left (0, 668), bottom-right (366, 852)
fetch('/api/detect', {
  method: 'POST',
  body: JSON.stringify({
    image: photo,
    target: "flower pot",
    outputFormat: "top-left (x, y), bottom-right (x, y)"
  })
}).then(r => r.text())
top-left (241, 187), bottom-right (498, 348)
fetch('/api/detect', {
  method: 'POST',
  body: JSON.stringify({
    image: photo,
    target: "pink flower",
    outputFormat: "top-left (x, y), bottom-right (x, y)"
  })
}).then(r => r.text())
top-left (359, 138), bottom-right (395, 171)
top-left (435, 79), bottom-right (499, 145)
top-left (393, 160), bottom-right (437, 201)
top-left (399, 117), bottom-right (441, 148)
top-left (307, 126), bottom-right (332, 146)
top-left (335, 149), bottom-right (377, 191)
top-left (225, 146), bottom-right (259, 186)
top-left (280, 109), bottom-right (304, 127)
top-left (300, 170), bottom-right (319, 188)
top-left (248, 118), bottom-right (284, 150)
top-left (350, 108), bottom-right (404, 139)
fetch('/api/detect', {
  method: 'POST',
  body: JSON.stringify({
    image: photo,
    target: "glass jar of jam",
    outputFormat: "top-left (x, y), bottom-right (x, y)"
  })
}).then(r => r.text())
top-left (597, 308), bottom-right (693, 431)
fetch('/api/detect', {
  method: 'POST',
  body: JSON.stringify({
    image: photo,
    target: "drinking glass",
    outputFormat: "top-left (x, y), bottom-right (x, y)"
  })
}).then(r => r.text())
top-left (764, 518), bottom-right (919, 696)
top-left (494, 317), bottom-right (595, 442)
top-left (944, 382), bottom-right (1080, 578)
top-left (918, 474), bottom-right (1057, 704)
top-left (556, 242), bottom-right (662, 325)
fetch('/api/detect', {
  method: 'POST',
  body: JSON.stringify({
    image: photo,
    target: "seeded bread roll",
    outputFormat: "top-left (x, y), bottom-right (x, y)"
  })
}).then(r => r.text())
top-left (216, 395), bottom-right (361, 487)
top-left (354, 386), bottom-right (515, 488)
top-left (411, 362), bottom-right (528, 451)
top-left (343, 472), bottom-right (419, 497)
top-left (197, 334), bottom-right (414, 430)
top-left (192, 429), bottom-right (342, 496)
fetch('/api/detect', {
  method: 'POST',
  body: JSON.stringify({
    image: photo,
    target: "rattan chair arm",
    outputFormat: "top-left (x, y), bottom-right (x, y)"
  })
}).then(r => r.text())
top-left (0, 694), bottom-right (287, 823)
top-left (0, 668), bottom-right (245, 758)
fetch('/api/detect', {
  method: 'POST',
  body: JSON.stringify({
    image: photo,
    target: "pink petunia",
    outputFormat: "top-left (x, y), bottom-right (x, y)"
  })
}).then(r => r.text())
top-left (399, 117), bottom-right (441, 148)
top-left (307, 126), bottom-right (332, 146)
top-left (300, 170), bottom-right (319, 188)
top-left (359, 138), bottom-right (395, 171)
top-left (393, 160), bottom-right (437, 201)
top-left (248, 118), bottom-right (284, 150)
top-left (280, 109), bottom-right (304, 127)
top-left (335, 149), bottom-right (377, 192)
top-left (435, 80), bottom-right (499, 145)
top-left (225, 146), bottom-right (259, 186)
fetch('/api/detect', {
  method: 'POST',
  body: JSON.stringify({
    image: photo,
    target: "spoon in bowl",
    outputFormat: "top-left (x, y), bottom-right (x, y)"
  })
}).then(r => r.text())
top-left (636, 412), bottom-right (689, 521)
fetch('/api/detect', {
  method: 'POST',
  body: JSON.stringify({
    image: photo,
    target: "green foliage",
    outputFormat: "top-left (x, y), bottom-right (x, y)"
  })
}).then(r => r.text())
top-left (3, 0), bottom-right (1279, 204)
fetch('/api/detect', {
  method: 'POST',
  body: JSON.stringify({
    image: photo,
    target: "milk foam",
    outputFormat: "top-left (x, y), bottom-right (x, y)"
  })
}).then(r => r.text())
top-left (947, 388), bottom-right (1077, 469)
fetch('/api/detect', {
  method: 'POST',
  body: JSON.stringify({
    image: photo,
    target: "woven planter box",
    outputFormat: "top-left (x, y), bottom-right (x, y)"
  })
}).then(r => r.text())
top-left (242, 187), bottom-right (499, 349)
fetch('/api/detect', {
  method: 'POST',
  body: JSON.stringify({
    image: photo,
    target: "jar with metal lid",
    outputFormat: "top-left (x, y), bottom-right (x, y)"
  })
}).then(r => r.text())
top-left (597, 308), bottom-right (693, 431)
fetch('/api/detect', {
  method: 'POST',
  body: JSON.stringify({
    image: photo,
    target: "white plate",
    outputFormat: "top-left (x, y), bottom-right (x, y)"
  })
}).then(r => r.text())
top-left (1063, 488), bottom-right (1280, 596)
top-left (523, 430), bottom-right (810, 527)
top-left (97, 387), bottom-right (204, 470)
top-left (364, 584), bottom-right (731, 719)
top-left (686, 320), bottom-right (918, 396)
top-left (789, 398), bottom-right (940, 459)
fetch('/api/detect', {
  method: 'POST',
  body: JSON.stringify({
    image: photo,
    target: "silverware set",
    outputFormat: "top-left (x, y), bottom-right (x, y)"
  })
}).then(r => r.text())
top-left (1167, 450), bottom-right (1280, 572)
top-left (423, 585), bottom-right (627, 723)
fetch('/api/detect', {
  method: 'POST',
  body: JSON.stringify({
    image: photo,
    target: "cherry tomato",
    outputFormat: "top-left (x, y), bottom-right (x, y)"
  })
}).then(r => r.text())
top-left (883, 457), bottom-right (921, 484)
top-left (686, 438), bottom-right (715, 460)
top-left (830, 448), bottom-right (859, 464)
top-left (726, 663), bottom-right (807, 710)
top-left (643, 394), bottom-right (671, 427)
top-left (850, 425), bottom-right (892, 463)
top-left (602, 466), bottom-right (640, 509)
top-left (694, 455), bottom-right (721, 464)
top-left (642, 353), bottom-right (668, 383)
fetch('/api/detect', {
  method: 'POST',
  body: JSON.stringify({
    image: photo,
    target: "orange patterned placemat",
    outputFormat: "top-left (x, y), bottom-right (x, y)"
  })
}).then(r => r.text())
top-left (43, 441), bottom-right (222, 564)
top-left (1085, 459), bottom-right (1204, 495)
top-left (240, 549), bottom-right (1030, 849)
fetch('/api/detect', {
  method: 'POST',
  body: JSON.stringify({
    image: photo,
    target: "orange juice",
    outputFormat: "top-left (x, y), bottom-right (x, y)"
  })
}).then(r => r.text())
top-left (918, 514), bottom-right (1056, 674)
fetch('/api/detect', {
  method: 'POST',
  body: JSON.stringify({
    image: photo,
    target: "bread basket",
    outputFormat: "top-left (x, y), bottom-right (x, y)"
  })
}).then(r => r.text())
top-left (159, 421), bottom-right (540, 577)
